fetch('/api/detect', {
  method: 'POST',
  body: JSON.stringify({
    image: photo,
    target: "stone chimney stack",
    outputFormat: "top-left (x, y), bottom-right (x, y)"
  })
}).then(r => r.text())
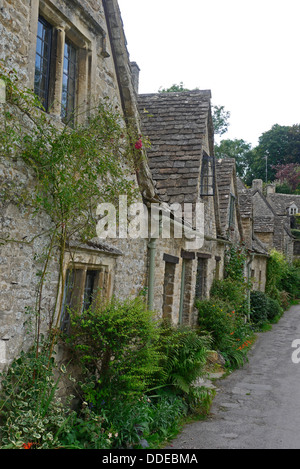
top-left (130, 62), bottom-right (140, 94)
top-left (252, 179), bottom-right (263, 193)
top-left (266, 184), bottom-right (276, 198)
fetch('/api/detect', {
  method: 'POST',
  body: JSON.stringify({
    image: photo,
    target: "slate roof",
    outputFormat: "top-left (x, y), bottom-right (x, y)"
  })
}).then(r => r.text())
top-left (267, 193), bottom-right (300, 215)
top-left (215, 158), bottom-right (237, 233)
top-left (137, 90), bottom-right (212, 205)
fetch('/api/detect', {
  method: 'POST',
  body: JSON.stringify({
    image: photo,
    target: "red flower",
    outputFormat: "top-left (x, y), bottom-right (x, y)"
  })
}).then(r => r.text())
top-left (22, 442), bottom-right (34, 449)
top-left (135, 139), bottom-right (143, 150)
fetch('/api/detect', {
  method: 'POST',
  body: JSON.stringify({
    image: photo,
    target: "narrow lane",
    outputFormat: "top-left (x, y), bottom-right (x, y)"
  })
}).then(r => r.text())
top-left (168, 304), bottom-right (300, 449)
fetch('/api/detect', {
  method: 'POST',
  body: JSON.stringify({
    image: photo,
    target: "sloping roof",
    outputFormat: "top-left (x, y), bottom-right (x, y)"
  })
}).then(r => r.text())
top-left (215, 158), bottom-right (236, 232)
top-left (252, 235), bottom-right (269, 256)
top-left (137, 90), bottom-right (212, 205)
top-left (103, 0), bottom-right (157, 202)
top-left (267, 193), bottom-right (300, 215)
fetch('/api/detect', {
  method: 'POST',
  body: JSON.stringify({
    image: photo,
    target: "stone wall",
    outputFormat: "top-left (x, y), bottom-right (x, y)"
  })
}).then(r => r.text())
top-left (0, 0), bottom-right (149, 370)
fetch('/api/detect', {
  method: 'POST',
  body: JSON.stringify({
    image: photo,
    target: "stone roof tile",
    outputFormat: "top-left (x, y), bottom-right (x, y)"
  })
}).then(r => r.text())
top-left (137, 90), bottom-right (211, 204)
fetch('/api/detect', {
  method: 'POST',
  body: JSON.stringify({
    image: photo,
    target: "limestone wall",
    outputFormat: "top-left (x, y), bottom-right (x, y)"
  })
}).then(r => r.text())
top-left (0, 0), bottom-right (147, 369)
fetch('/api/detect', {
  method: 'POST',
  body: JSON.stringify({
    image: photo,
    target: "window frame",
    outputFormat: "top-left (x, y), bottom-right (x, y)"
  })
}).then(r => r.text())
top-left (61, 38), bottom-right (78, 124)
top-left (228, 193), bottom-right (236, 228)
top-left (33, 5), bottom-right (92, 125)
top-left (34, 15), bottom-right (53, 111)
top-left (200, 152), bottom-right (215, 197)
top-left (60, 264), bottom-right (111, 334)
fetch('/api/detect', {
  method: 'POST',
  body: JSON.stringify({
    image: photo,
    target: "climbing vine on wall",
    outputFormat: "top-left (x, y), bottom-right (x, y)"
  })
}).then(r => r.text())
top-left (0, 62), bottom-right (142, 353)
top-left (224, 244), bottom-right (247, 283)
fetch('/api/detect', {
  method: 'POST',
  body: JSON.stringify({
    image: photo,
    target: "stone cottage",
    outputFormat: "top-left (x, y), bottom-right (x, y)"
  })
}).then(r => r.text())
top-left (237, 178), bottom-right (269, 292)
top-left (237, 178), bottom-right (298, 262)
top-left (137, 93), bottom-right (248, 325)
top-left (265, 185), bottom-right (300, 260)
top-left (0, 0), bottom-right (159, 369)
top-left (0, 0), bottom-right (225, 369)
top-left (0, 0), bottom-right (269, 374)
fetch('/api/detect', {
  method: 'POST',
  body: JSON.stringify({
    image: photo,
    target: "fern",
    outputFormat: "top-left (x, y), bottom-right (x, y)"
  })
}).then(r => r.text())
top-left (158, 325), bottom-right (211, 396)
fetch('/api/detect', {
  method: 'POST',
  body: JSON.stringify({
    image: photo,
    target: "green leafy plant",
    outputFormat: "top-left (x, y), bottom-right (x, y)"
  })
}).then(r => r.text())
top-left (224, 244), bottom-right (247, 283)
top-left (0, 62), bottom-right (142, 356)
top-left (153, 323), bottom-right (211, 411)
top-left (250, 290), bottom-right (283, 326)
top-left (66, 296), bottom-right (163, 404)
top-left (0, 347), bottom-right (75, 449)
top-left (210, 278), bottom-right (247, 314)
top-left (266, 249), bottom-right (300, 303)
top-left (196, 299), bottom-right (253, 369)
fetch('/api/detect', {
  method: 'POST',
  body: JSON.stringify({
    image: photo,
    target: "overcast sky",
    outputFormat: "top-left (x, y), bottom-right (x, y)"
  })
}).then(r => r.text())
top-left (118, 0), bottom-right (300, 148)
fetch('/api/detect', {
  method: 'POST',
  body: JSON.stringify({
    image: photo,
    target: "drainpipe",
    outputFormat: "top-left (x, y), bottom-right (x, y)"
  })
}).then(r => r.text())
top-left (246, 253), bottom-right (254, 321)
top-left (178, 259), bottom-right (186, 325)
top-left (147, 238), bottom-right (156, 311)
top-left (147, 213), bottom-right (163, 310)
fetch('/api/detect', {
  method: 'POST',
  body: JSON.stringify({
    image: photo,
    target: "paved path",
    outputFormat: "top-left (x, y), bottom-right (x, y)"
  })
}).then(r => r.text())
top-left (167, 304), bottom-right (300, 449)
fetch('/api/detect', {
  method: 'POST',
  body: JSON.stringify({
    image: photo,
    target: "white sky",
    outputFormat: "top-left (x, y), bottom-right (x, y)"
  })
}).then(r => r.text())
top-left (118, 0), bottom-right (300, 147)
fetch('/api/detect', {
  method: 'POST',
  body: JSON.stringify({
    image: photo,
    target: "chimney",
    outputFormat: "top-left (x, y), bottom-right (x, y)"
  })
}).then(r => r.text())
top-left (252, 179), bottom-right (263, 193)
top-left (266, 184), bottom-right (276, 198)
top-left (130, 62), bottom-right (140, 94)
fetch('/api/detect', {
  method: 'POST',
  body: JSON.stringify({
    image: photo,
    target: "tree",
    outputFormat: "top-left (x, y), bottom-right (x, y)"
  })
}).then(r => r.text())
top-left (249, 124), bottom-right (300, 182)
top-left (214, 138), bottom-right (252, 178)
top-left (212, 105), bottom-right (230, 137)
top-left (274, 163), bottom-right (300, 193)
top-left (158, 82), bottom-right (190, 93)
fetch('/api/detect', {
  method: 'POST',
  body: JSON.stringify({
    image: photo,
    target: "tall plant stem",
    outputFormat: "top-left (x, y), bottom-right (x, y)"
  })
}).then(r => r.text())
top-left (35, 227), bottom-right (58, 359)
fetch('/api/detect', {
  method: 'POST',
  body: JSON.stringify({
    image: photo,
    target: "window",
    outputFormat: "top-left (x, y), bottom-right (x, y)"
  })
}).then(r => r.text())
top-left (33, 10), bottom-right (90, 125)
top-left (289, 206), bottom-right (298, 216)
top-left (229, 193), bottom-right (236, 228)
top-left (60, 265), bottom-right (111, 333)
top-left (195, 254), bottom-right (210, 300)
top-left (162, 254), bottom-right (179, 321)
top-left (61, 40), bottom-right (77, 124)
top-left (34, 16), bottom-right (52, 110)
top-left (200, 152), bottom-right (215, 196)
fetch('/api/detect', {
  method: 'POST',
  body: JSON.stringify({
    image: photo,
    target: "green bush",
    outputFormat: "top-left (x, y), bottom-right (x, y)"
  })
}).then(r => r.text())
top-left (66, 296), bottom-right (163, 405)
top-left (196, 298), bottom-right (254, 369)
top-left (196, 299), bottom-right (235, 351)
top-left (250, 291), bottom-right (283, 325)
top-left (154, 323), bottom-right (211, 410)
top-left (210, 278), bottom-right (247, 313)
top-left (92, 394), bottom-right (187, 449)
top-left (266, 249), bottom-right (300, 302)
top-left (250, 291), bottom-right (268, 325)
top-left (279, 264), bottom-right (300, 299)
top-left (266, 296), bottom-right (283, 321)
top-left (0, 348), bottom-right (76, 449)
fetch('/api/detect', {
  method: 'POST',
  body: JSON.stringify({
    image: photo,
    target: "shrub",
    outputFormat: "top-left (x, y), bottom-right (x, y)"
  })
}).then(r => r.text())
top-left (266, 249), bottom-right (300, 302)
top-left (0, 347), bottom-right (75, 449)
top-left (279, 264), bottom-right (300, 299)
top-left (210, 278), bottom-right (247, 313)
top-left (250, 290), bottom-right (283, 325)
top-left (66, 296), bottom-right (163, 406)
top-left (154, 323), bottom-right (211, 409)
top-left (266, 296), bottom-right (283, 321)
top-left (95, 394), bottom-right (188, 449)
top-left (196, 299), bottom-right (235, 351)
top-left (196, 298), bottom-right (254, 369)
top-left (250, 291), bottom-right (268, 325)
